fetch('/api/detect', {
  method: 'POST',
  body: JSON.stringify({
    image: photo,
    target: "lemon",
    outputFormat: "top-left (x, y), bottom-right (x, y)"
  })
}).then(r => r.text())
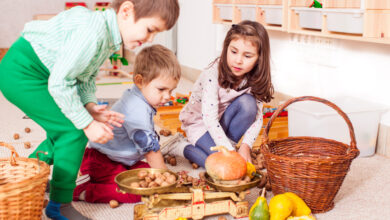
top-left (283, 192), bottom-right (311, 217)
top-left (269, 194), bottom-right (294, 220)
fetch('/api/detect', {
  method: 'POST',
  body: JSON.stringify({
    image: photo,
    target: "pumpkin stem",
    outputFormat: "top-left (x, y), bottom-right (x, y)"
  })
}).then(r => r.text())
top-left (210, 145), bottom-right (228, 154)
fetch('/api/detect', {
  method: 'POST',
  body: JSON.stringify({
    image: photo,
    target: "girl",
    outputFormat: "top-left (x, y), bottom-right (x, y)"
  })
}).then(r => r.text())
top-left (179, 20), bottom-right (274, 168)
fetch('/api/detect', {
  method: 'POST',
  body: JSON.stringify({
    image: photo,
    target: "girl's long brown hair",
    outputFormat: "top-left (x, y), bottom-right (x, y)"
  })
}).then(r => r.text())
top-left (217, 20), bottom-right (274, 103)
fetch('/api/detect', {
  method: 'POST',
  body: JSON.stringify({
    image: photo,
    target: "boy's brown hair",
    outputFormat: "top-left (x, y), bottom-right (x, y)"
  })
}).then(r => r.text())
top-left (111, 0), bottom-right (180, 29)
top-left (134, 44), bottom-right (181, 84)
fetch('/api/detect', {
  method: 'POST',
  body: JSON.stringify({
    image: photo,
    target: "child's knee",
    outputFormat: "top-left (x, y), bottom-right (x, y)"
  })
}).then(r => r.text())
top-left (237, 94), bottom-right (257, 116)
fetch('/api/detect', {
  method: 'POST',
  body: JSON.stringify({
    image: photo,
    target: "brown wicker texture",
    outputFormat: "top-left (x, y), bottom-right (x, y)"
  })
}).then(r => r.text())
top-left (0, 142), bottom-right (50, 220)
top-left (260, 96), bottom-right (360, 213)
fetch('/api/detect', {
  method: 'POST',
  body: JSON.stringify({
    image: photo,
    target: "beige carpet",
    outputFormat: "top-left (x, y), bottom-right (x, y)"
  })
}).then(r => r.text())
top-left (1, 74), bottom-right (390, 220)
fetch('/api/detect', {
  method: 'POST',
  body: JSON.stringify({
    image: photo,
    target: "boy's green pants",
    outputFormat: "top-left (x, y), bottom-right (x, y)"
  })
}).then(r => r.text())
top-left (0, 37), bottom-right (88, 203)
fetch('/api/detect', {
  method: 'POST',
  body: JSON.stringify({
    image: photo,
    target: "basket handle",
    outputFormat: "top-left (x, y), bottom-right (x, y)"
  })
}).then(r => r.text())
top-left (262, 96), bottom-right (358, 152)
top-left (0, 142), bottom-right (19, 166)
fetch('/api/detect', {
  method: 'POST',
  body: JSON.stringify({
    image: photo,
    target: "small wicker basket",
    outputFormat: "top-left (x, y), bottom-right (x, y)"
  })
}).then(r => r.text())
top-left (0, 142), bottom-right (50, 219)
top-left (260, 96), bottom-right (360, 213)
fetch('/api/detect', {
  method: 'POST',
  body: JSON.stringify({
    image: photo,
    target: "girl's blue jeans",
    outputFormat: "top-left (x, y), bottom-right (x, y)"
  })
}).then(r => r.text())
top-left (183, 94), bottom-right (257, 168)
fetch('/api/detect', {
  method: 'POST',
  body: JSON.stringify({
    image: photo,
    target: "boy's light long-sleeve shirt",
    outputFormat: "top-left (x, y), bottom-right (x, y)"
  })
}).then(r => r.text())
top-left (21, 7), bottom-right (122, 129)
top-left (89, 85), bottom-right (160, 166)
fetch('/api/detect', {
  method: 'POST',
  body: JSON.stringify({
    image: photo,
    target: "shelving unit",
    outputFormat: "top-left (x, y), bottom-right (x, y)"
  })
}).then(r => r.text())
top-left (212, 0), bottom-right (390, 45)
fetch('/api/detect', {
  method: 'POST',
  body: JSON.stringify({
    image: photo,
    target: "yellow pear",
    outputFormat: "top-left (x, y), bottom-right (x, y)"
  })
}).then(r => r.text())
top-left (283, 192), bottom-right (311, 216)
top-left (269, 194), bottom-right (294, 220)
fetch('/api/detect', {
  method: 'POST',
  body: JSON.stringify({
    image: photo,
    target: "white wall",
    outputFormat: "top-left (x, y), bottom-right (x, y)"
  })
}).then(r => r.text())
top-left (177, 0), bottom-right (218, 70)
top-left (0, 0), bottom-right (101, 48)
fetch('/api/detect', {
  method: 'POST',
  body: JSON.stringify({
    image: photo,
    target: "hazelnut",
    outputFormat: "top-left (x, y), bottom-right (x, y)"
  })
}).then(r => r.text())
top-left (25, 127), bottom-right (31, 133)
top-left (13, 133), bottom-right (20, 140)
top-left (192, 163), bottom-right (199, 169)
top-left (24, 142), bottom-right (31, 149)
top-left (109, 200), bottom-right (119, 208)
top-left (169, 157), bottom-right (177, 166)
top-left (159, 129), bottom-right (172, 136)
top-left (43, 199), bottom-right (49, 208)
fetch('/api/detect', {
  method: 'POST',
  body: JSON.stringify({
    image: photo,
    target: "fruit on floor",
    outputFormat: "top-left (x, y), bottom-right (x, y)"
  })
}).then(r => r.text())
top-left (249, 188), bottom-right (270, 220)
top-left (269, 194), bottom-right (294, 220)
top-left (284, 192), bottom-right (311, 216)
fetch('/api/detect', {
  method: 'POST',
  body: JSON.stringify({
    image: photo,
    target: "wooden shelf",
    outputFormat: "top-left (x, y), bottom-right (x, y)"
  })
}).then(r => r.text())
top-left (212, 0), bottom-right (390, 45)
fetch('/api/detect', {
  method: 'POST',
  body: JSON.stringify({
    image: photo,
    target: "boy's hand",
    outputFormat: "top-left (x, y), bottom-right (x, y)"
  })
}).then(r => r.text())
top-left (238, 143), bottom-right (252, 163)
top-left (86, 103), bottom-right (125, 128)
top-left (83, 120), bottom-right (114, 144)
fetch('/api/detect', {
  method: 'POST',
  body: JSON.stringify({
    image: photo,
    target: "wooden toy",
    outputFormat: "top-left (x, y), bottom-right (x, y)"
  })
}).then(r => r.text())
top-left (65, 2), bottom-right (87, 10)
top-left (95, 2), bottom-right (110, 11)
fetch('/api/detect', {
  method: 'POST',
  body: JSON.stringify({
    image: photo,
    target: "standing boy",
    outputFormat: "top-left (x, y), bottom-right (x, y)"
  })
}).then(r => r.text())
top-left (0, 0), bottom-right (179, 219)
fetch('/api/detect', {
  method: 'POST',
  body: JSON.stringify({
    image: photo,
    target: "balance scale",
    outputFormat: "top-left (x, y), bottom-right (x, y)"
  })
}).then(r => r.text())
top-left (134, 187), bottom-right (250, 220)
top-left (116, 168), bottom-right (261, 220)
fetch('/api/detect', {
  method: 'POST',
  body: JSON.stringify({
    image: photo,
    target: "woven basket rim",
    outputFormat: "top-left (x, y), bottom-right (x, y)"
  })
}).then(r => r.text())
top-left (0, 157), bottom-right (50, 193)
top-left (261, 136), bottom-right (359, 163)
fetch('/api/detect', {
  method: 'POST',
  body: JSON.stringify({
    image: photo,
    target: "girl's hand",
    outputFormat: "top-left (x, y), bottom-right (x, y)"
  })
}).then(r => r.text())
top-left (85, 103), bottom-right (125, 128)
top-left (238, 143), bottom-right (252, 163)
top-left (83, 120), bottom-right (114, 144)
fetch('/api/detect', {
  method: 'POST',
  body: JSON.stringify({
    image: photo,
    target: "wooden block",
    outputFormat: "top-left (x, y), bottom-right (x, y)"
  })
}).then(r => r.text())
top-left (365, 0), bottom-right (390, 9)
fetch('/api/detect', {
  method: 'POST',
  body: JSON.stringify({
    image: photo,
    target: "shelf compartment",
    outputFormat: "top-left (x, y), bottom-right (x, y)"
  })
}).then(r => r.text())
top-left (259, 5), bottom-right (283, 25)
top-left (292, 7), bottom-right (322, 30)
top-left (236, 4), bottom-right (258, 21)
top-left (214, 4), bottom-right (234, 22)
top-left (323, 9), bottom-right (364, 34)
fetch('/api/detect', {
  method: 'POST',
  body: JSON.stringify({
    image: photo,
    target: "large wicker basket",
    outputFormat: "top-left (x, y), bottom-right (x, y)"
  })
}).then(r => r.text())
top-left (260, 96), bottom-right (360, 213)
top-left (0, 142), bottom-right (50, 219)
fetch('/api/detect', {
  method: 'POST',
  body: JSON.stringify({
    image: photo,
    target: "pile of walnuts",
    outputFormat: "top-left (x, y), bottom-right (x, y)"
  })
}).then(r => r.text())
top-left (251, 148), bottom-right (271, 191)
top-left (176, 170), bottom-right (208, 188)
top-left (130, 170), bottom-right (177, 188)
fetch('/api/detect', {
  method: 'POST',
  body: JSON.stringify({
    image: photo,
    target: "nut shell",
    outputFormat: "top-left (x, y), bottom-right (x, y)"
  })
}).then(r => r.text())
top-left (109, 200), bottom-right (119, 208)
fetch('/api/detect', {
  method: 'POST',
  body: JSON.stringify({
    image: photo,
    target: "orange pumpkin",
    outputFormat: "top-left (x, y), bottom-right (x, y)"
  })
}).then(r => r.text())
top-left (205, 146), bottom-right (247, 181)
